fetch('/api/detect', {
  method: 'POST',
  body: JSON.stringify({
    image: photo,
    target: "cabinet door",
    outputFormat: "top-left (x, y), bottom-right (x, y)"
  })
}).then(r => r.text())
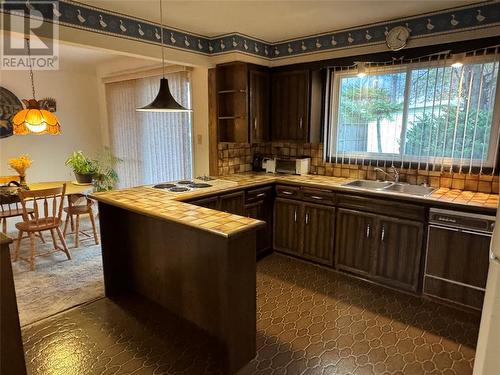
top-left (219, 191), bottom-right (245, 215)
top-left (336, 209), bottom-right (376, 276)
top-left (249, 69), bottom-right (269, 142)
top-left (303, 203), bottom-right (335, 266)
top-left (271, 70), bottom-right (309, 142)
top-left (245, 200), bottom-right (272, 256)
top-left (373, 217), bottom-right (424, 292)
top-left (189, 196), bottom-right (219, 210)
top-left (273, 198), bottom-right (302, 255)
top-left (271, 72), bottom-right (287, 141)
top-left (292, 70), bottom-right (309, 141)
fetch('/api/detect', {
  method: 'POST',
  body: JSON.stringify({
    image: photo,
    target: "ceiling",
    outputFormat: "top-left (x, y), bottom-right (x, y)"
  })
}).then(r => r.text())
top-left (57, 43), bottom-right (122, 70)
top-left (80, 0), bottom-right (480, 42)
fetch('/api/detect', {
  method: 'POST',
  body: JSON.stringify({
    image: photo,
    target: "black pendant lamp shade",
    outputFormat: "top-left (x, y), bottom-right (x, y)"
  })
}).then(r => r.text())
top-left (136, 0), bottom-right (191, 113)
top-left (136, 78), bottom-right (191, 112)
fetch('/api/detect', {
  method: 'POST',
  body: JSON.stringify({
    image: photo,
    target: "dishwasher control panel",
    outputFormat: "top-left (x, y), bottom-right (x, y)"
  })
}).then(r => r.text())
top-left (429, 208), bottom-right (495, 233)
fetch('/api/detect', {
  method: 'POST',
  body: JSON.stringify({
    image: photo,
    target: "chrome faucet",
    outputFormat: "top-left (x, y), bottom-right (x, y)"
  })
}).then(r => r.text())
top-left (374, 167), bottom-right (400, 183)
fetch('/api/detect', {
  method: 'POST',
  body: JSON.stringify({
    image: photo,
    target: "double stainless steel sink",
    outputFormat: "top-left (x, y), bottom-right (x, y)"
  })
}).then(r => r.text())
top-left (342, 180), bottom-right (436, 197)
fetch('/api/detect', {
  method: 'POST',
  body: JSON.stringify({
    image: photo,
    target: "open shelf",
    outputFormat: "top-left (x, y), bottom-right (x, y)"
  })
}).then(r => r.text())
top-left (216, 62), bottom-right (249, 143)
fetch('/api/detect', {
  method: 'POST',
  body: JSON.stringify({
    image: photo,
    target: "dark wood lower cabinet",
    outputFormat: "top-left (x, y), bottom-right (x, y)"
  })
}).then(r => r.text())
top-left (186, 185), bottom-right (490, 310)
top-left (189, 191), bottom-right (245, 215)
top-left (335, 208), bottom-right (376, 277)
top-left (245, 193), bottom-right (273, 256)
top-left (274, 198), bottom-right (335, 264)
top-left (302, 204), bottom-right (335, 266)
top-left (219, 191), bottom-right (245, 215)
top-left (373, 216), bottom-right (423, 292)
top-left (273, 198), bottom-right (302, 255)
top-left (189, 195), bottom-right (219, 210)
top-left (336, 208), bottom-right (423, 292)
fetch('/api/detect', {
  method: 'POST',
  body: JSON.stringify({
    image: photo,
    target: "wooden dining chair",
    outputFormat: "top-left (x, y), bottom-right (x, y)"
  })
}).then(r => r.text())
top-left (14, 184), bottom-right (71, 271)
top-left (1, 182), bottom-right (46, 244)
top-left (63, 194), bottom-right (99, 247)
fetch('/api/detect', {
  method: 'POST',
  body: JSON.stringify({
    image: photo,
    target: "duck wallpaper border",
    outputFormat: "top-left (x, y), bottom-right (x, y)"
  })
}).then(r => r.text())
top-left (0, 0), bottom-right (499, 60)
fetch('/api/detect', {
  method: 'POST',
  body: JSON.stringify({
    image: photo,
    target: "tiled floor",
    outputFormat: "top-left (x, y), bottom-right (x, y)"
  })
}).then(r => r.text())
top-left (22, 254), bottom-right (479, 375)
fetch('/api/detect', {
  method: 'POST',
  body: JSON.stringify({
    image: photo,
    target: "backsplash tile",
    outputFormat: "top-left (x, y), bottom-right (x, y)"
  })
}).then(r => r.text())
top-left (217, 141), bottom-right (499, 193)
top-left (217, 142), bottom-right (253, 176)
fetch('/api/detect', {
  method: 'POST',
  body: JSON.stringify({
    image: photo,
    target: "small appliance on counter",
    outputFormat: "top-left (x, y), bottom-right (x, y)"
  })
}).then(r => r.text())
top-left (252, 154), bottom-right (265, 172)
top-left (263, 157), bottom-right (276, 174)
top-left (264, 157), bottom-right (310, 175)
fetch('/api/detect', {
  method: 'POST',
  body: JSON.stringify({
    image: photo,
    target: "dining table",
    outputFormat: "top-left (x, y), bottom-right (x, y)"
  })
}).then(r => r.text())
top-left (1, 180), bottom-right (95, 235)
top-left (27, 181), bottom-right (94, 196)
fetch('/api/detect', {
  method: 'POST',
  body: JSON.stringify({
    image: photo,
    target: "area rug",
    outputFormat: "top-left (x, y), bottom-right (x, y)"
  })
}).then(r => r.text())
top-left (10, 220), bottom-right (104, 327)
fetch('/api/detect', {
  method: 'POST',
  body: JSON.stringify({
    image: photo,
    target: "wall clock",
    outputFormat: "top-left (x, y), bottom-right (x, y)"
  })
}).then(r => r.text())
top-left (386, 26), bottom-right (410, 51)
top-left (0, 87), bottom-right (22, 139)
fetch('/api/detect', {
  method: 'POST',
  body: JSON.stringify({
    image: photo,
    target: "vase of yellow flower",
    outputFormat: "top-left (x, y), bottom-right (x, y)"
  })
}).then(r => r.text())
top-left (8, 154), bottom-right (33, 189)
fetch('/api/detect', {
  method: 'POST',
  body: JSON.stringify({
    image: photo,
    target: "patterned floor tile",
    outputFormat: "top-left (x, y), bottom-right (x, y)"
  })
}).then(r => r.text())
top-left (22, 254), bottom-right (479, 374)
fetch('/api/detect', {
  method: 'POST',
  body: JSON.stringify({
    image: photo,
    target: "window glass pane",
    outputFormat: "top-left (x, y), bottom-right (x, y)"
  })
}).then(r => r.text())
top-left (327, 58), bottom-right (500, 171)
top-left (336, 71), bottom-right (406, 156)
top-left (404, 61), bottom-right (498, 165)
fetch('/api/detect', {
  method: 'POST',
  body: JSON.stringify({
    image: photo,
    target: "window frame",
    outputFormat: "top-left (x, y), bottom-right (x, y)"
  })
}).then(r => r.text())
top-left (326, 56), bottom-right (500, 169)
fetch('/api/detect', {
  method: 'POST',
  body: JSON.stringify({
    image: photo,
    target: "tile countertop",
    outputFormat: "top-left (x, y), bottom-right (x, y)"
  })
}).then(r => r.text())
top-left (91, 173), bottom-right (499, 238)
top-left (221, 173), bottom-right (499, 211)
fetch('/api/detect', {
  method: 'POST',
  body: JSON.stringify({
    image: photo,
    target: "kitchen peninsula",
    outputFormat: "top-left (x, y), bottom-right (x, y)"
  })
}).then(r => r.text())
top-left (91, 181), bottom-right (265, 374)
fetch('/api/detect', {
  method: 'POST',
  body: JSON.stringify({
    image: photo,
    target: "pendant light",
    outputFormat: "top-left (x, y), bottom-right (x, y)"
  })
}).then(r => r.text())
top-left (136, 0), bottom-right (191, 112)
top-left (12, 38), bottom-right (61, 135)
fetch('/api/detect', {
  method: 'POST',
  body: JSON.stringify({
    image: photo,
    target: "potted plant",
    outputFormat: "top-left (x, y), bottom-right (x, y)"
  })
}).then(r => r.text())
top-left (92, 147), bottom-right (122, 191)
top-left (65, 151), bottom-right (96, 184)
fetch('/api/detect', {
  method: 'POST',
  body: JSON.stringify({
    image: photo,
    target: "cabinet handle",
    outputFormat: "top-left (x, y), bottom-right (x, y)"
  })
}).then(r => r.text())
top-left (256, 193), bottom-right (266, 198)
top-left (294, 209), bottom-right (297, 222)
top-left (254, 117), bottom-right (257, 130)
top-left (305, 212), bottom-right (309, 225)
top-left (299, 117), bottom-right (303, 129)
top-left (282, 191), bottom-right (293, 195)
top-left (381, 226), bottom-right (385, 242)
top-left (309, 195), bottom-right (323, 200)
top-left (366, 224), bottom-right (370, 238)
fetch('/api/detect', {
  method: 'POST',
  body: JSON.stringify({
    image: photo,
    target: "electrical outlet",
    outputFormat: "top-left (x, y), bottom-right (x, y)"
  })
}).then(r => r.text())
top-left (197, 134), bottom-right (203, 145)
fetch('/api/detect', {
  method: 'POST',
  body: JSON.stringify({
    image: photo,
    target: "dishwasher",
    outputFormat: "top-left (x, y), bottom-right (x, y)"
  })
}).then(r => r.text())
top-left (424, 208), bottom-right (495, 311)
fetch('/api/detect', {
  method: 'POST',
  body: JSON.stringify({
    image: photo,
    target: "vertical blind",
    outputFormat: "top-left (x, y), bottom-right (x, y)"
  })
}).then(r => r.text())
top-left (326, 47), bottom-right (500, 175)
top-left (106, 72), bottom-right (193, 188)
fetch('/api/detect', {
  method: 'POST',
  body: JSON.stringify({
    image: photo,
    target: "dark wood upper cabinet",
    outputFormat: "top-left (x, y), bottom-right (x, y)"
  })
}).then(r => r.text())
top-left (249, 69), bottom-right (270, 143)
top-left (372, 216), bottom-right (424, 292)
top-left (302, 203), bottom-right (335, 266)
top-left (214, 62), bottom-right (269, 143)
top-left (271, 70), bottom-right (310, 142)
top-left (336, 208), bottom-right (376, 277)
top-left (273, 198), bottom-right (302, 255)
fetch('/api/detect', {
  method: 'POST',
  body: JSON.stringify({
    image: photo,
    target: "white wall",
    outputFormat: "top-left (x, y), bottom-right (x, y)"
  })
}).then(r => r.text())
top-left (191, 67), bottom-right (209, 177)
top-left (0, 68), bottom-right (102, 182)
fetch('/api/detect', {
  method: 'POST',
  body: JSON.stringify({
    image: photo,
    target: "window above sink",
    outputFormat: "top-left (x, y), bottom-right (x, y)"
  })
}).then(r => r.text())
top-left (325, 53), bottom-right (500, 175)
